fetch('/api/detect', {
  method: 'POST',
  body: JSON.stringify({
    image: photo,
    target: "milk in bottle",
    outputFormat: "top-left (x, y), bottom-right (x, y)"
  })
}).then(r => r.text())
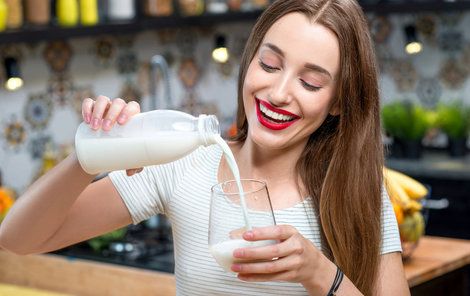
top-left (75, 110), bottom-right (219, 174)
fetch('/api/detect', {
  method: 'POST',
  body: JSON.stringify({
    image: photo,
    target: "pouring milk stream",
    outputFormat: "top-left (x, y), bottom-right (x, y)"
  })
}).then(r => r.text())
top-left (75, 110), bottom-right (257, 271)
top-left (75, 110), bottom-right (251, 229)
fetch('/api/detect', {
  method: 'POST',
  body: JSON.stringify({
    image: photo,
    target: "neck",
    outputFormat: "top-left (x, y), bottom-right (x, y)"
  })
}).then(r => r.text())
top-left (220, 137), bottom-right (308, 209)
top-left (236, 137), bottom-right (307, 188)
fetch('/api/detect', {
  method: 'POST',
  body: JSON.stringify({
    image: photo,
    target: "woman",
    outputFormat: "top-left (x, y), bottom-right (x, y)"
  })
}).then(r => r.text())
top-left (0, 0), bottom-right (410, 295)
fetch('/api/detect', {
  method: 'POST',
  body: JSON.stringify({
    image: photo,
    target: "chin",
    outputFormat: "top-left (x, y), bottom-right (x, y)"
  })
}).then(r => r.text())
top-left (248, 128), bottom-right (290, 150)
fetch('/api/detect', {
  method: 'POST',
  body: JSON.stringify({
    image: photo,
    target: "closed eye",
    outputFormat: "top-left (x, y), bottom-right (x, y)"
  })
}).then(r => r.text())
top-left (300, 79), bottom-right (321, 92)
top-left (258, 60), bottom-right (279, 73)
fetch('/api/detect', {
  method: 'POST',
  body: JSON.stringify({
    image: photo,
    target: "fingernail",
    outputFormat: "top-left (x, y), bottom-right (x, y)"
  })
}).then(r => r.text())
top-left (244, 231), bottom-right (254, 239)
top-left (103, 119), bottom-right (112, 130)
top-left (92, 118), bottom-right (100, 129)
top-left (85, 114), bottom-right (91, 123)
top-left (231, 264), bottom-right (241, 272)
top-left (118, 114), bottom-right (127, 124)
top-left (233, 249), bottom-right (243, 258)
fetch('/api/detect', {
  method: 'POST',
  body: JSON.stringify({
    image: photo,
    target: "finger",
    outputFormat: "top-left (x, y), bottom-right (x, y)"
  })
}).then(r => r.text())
top-left (90, 95), bottom-right (111, 130)
top-left (117, 101), bottom-right (141, 125)
top-left (234, 238), bottom-right (300, 260)
top-left (102, 98), bottom-right (126, 131)
top-left (229, 227), bottom-right (248, 239)
top-left (233, 255), bottom-right (299, 275)
top-left (243, 225), bottom-right (298, 241)
top-left (82, 98), bottom-right (95, 123)
top-left (237, 270), bottom-right (296, 282)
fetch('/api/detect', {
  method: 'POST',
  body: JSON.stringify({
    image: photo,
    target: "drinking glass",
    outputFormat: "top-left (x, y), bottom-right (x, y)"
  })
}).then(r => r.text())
top-left (209, 179), bottom-right (277, 272)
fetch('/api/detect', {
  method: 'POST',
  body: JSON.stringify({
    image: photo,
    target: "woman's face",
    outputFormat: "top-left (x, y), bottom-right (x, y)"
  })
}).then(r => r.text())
top-left (243, 12), bottom-right (340, 151)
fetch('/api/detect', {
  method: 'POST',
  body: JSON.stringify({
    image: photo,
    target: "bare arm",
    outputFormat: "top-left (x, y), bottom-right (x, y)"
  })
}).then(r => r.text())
top-left (321, 252), bottom-right (409, 295)
top-left (305, 251), bottom-right (409, 295)
top-left (0, 153), bottom-right (131, 254)
top-left (374, 252), bottom-right (410, 295)
top-left (0, 96), bottom-right (141, 255)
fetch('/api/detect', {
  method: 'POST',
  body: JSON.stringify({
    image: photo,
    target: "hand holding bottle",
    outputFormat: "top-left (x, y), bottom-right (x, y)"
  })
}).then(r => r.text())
top-left (77, 97), bottom-right (219, 175)
top-left (81, 95), bottom-right (142, 176)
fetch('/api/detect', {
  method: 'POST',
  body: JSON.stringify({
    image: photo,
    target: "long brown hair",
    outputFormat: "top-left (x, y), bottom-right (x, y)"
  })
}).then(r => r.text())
top-left (233, 0), bottom-right (383, 294)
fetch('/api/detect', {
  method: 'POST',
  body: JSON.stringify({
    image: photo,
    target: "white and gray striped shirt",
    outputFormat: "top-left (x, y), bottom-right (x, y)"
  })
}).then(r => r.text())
top-left (109, 145), bottom-right (401, 296)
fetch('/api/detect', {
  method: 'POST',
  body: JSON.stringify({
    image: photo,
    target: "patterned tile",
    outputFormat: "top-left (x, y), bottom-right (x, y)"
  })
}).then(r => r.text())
top-left (416, 77), bottom-right (442, 108)
top-left (24, 93), bottom-right (53, 130)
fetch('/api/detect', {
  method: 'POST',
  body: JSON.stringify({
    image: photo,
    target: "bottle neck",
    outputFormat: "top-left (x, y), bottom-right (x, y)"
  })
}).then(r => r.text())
top-left (198, 114), bottom-right (220, 146)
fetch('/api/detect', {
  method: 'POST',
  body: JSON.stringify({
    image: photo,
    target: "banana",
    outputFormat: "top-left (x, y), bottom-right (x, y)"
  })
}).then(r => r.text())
top-left (405, 199), bottom-right (423, 213)
top-left (383, 168), bottom-right (410, 208)
top-left (384, 167), bottom-right (428, 200)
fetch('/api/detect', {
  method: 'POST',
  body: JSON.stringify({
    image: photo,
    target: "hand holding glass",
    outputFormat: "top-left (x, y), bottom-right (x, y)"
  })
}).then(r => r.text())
top-left (209, 179), bottom-right (277, 272)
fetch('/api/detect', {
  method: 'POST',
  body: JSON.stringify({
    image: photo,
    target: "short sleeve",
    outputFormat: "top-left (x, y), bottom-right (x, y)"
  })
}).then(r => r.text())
top-left (380, 185), bottom-right (403, 254)
top-left (108, 151), bottom-right (196, 224)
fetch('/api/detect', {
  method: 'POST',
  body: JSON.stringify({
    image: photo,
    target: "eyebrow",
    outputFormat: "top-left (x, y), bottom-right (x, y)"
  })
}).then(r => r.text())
top-left (262, 42), bottom-right (332, 79)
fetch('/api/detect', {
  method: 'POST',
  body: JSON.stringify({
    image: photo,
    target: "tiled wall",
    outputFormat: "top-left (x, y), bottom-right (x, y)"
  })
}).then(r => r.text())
top-left (1, 11), bottom-right (470, 193)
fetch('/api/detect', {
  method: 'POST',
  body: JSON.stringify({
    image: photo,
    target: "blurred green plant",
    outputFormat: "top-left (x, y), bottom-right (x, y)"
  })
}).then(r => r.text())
top-left (87, 227), bottom-right (127, 252)
top-left (381, 101), bottom-right (430, 141)
top-left (435, 101), bottom-right (470, 140)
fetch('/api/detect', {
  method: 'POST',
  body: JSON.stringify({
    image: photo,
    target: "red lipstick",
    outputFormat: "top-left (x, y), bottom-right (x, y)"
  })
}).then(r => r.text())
top-left (255, 98), bottom-right (300, 131)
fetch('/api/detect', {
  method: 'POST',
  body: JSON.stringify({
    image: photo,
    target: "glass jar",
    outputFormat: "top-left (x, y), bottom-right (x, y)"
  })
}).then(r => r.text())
top-left (25, 0), bottom-right (50, 25)
top-left (6, 0), bottom-right (23, 29)
top-left (178, 0), bottom-right (204, 17)
top-left (144, 0), bottom-right (174, 17)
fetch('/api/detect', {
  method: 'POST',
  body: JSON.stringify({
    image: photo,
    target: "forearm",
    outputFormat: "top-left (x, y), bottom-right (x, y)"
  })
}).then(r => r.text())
top-left (0, 152), bottom-right (95, 254)
top-left (303, 254), bottom-right (363, 296)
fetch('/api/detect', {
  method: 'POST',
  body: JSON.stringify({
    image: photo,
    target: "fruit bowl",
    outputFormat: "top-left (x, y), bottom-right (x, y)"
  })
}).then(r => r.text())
top-left (399, 209), bottom-right (426, 261)
top-left (384, 167), bottom-right (429, 261)
top-left (398, 183), bottom-right (434, 261)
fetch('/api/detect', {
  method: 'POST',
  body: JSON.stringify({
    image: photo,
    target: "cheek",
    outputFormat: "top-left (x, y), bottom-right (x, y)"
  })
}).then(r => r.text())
top-left (243, 64), bottom-right (258, 93)
top-left (301, 93), bottom-right (335, 121)
top-left (242, 63), bottom-right (259, 108)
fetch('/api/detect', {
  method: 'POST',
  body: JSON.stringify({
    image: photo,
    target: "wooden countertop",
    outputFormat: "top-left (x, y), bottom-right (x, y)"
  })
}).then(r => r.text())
top-left (404, 236), bottom-right (470, 287)
top-left (0, 250), bottom-right (176, 296)
top-left (0, 283), bottom-right (72, 295)
top-left (2, 236), bottom-right (470, 294)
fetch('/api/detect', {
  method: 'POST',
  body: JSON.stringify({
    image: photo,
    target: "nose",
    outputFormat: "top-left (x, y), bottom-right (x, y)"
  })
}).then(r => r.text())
top-left (268, 73), bottom-right (293, 107)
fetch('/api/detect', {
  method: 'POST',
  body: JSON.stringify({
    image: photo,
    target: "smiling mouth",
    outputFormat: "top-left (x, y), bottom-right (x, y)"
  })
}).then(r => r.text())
top-left (255, 98), bottom-right (300, 130)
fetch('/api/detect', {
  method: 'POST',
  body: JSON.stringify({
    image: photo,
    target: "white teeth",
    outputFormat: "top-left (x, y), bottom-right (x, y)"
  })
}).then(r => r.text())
top-left (259, 103), bottom-right (294, 121)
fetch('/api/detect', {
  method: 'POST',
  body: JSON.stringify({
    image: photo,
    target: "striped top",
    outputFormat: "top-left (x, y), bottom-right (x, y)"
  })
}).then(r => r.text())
top-left (109, 145), bottom-right (401, 296)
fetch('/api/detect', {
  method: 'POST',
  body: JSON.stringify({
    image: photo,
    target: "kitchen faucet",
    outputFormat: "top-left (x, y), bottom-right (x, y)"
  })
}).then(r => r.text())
top-left (147, 54), bottom-right (173, 235)
top-left (149, 54), bottom-right (172, 110)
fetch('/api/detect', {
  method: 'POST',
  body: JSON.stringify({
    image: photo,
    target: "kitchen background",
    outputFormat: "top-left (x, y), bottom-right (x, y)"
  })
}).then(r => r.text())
top-left (0, 3), bottom-right (470, 193)
top-left (1, 1), bottom-right (470, 295)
